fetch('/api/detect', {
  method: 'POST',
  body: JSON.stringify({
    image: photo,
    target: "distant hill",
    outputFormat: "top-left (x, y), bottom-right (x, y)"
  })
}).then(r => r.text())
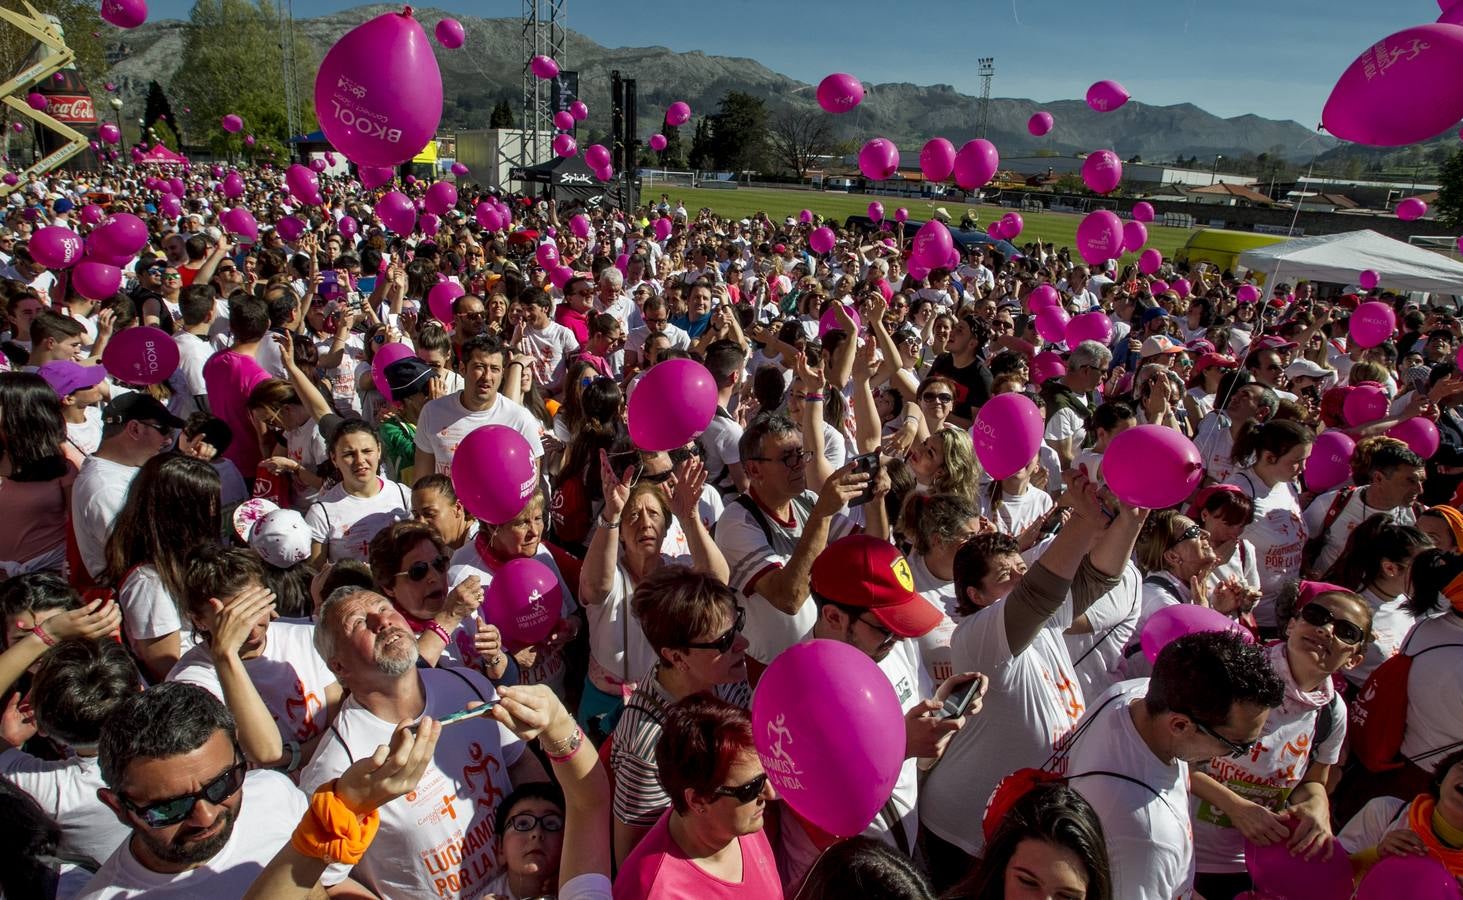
top-left (100, 4), bottom-right (1336, 165)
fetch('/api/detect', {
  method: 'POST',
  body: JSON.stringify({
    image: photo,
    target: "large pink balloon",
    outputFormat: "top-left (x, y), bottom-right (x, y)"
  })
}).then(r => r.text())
top-left (1122, 220), bottom-right (1148, 253)
top-left (911, 220), bottom-right (954, 270)
top-left (569, 100), bottom-right (589, 121)
top-left (1103, 424), bottom-right (1203, 508)
top-left (25, 92), bottom-right (47, 111)
top-left (80, 204), bottom-right (105, 226)
top-left (648, 133), bottom-right (667, 152)
top-left (858, 138), bottom-right (900, 181)
top-left (919, 138), bottom-right (956, 182)
top-left (158, 194), bottom-right (181, 219)
top-left (816, 73), bottom-right (864, 113)
top-left (1132, 201), bottom-right (1155, 222)
top-left (568, 213), bottom-right (591, 239)
top-left (1141, 605), bottom-right (1252, 664)
top-left (1031, 350), bottom-right (1067, 385)
top-left (221, 207), bottom-right (258, 243)
top-left (1389, 417), bottom-right (1441, 460)
top-left (221, 170), bottom-right (245, 199)
top-left (359, 165), bottom-right (395, 190)
top-left (753, 640), bottom-right (905, 837)
top-left (276, 216), bottom-right (307, 243)
top-left (665, 101), bottom-right (691, 126)
top-left (220, 113), bottom-right (243, 133)
top-left (1349, 301), bottom-right (1396, 348)
top-left (372, 342), bottom-right (415, 401)
top-left (338, 215), bottom-right (358, 239)
top-left (89, 213), bottom-right (149, 257)
top-left (952, 139), bottom-right (999, 191)
top-left (427, 279), bottom-right (465, 323)
top-left (1028, 111), bottom-right (1054, 136)
top-left (285, 164), bottom-right (320, 205)
top-left (100, 0), bottom-right (147, 28)
top-left (1035, 306), bottom-right (1071, 344)
top-left (424, 180), bottom-right (458, 215)
top-left (809, 226), bottom-right (836, 255)
top-left (535, 241), bottom-right (560, 268)
top-left (1076, 210), bottom-right (1124, 265)
top-left (1345, 382), bottom-right (1389, 427)
top-left (451, 425), bottom-right (537, 525)
top-left (375, 191), bottom-right (416, 234)
top-left (1356, 854), bottom-right (1462, 900)
top-left (484, 558), bottom-right (561, 645)
top-left (972, 392), bottom-right (1044, 480)
top-left (1139, 248), bottom-right (1163, 275)
top-left (529, 54), bottom-right (559, 79)
top-left (1322, 25), bottom-right (1463, 147)
top-left (1304, 430), bottom-right (1356, 493)
top-left (1236, 283), bottom-right (1260, 304)
top-left (1086, 79), bottom-right (1130, 112)
top-left (584, 143), bottom-right (611, 170)
top-left (1066, 311), bottom-right (1113, 346)
top-left (1027, 283), bottom-right (1060, 311)
top-left (1398, 197), bottom-right (1429, 221)
top-left (315, 8), bottom-right (443, 166)
top-left (1081, 150), bottom-right (1123, 194)
top-left (98, 122), bottom-right (121, 145)
top-left (868, 201), bottom-right (884, 222)
top-left (102, 326), bottom-right (178, 385)
top-left (627, 358), bottom-right (718, 452)
top-left (1172, 278), bottom-right (1191, 299)
top-left (1000, 212), bottom-right (1024, 240)
top-left (28, 226), bottom-right (84, 270)
top-left (72, 260), bottom-right (122, 301)
top-left (433, 17), bottom-right (464, 49)
top-left (653, 217), bottom-right (673, 241)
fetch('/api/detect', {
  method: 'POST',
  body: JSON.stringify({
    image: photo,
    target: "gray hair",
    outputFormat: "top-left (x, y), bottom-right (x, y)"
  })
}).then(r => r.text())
top-left (598, 266), bottom-right (624, 289)
top-left (1070, 340), bottom-right (1113, 371)
top-left (868, 258), bottom-right (889, 277)
top-left (313, 586), bottom-right (386, 663)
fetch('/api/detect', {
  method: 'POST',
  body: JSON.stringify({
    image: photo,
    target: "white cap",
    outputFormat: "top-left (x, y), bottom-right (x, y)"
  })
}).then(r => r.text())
top-left (248, 509), bottom-right (312, 568)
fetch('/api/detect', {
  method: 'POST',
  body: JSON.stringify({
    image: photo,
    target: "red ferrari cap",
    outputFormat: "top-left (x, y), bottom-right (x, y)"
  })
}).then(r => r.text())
top-left (810, 535), bottom-right (943, 638)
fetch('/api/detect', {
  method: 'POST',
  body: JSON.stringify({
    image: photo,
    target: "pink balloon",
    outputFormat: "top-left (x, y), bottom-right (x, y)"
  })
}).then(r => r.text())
top-left (285, 164), bottom-right (320, 205)
top-left (375, 191), bottom-right (416, 234)
top-left (1000, 212), bottom-right (1024, 239)
top-left (548, 265), bottom-right (574, 290)
top-left (452, 425), bottom-right (537, 525)
top-left (809, 226), bottom-right (836, 255)
top-left (1150, 279), bottom-right (1170, 297)
top-left (1076, 210), bottom-right (1124, 265)
top-left (1066, 311), bottom-right (1113, 346)
top-left (308, 157), bottom-right (327, 174)
top-left (1323, 25), bottom-right (1463, 147)
top-left (100, 0), bottom-right (147, 29)
top-left (484, 558), bottom-right (561, 646)
top-left (1304, 431), bottom-right (1356, 493)
top-left (1139, 248), bottom-right (1163, 275)
top-left (894, 207), bottom-right (908, 223)
top-left (568, 213), bottom-right (591, 239)
top-left (72, 260), bottom-right (122, 301)
top-left (1236, 283), bottom-right (1260, 304)
top-left (627, 358), bottom-right (718, 452)
top-left (911, 220), bottom-right (954, 269)
top-left (867, 201), bottom-right (884, 222)
top-left (1103, 424), bottom-right (1203, 508)
top-left (1132, 201), bottom-right (1155, 222)
top-left (753, 639), bottom-right (905, 837)
top-left (1081, 149), bottom-right (1123, 194)
top-left (1344, 382), bottom-right (1389, 427)
top-left (952, 139), bottom-right (999, 191)
top-left (1172, 278), bottom-right (1191, 299)
top-left (816, 73), bottom-right (864, 113)
top-left (1035, 306), bottom-right (1071, 344)
top-left (858, 138), bottom-right (900, 181)
top-left (1398, 197), bottom-right (1428, 221)
top-left (665, 101), bottom-right (691, 127)
top-left (338, 216), bottom-right (358, 239)
top-left (972, 392), bottom-right (1045, 480)
top-left (315, 8), bottom-right (443, 166)
top-left (584, 144), bottom-right (611, 170)
top-left (552, 133), bottom-right (578, 157)
top-left (648, 133), bottom-right (667, 152)
top-left (220, 113), bottom-right (243, 133)
top-left (1359, 269), bottom-right (1379, 291)
top-left (102, 326), bottom-right (177, 385)
top-left (80, 204), bottom-right (105, 226)
top-left (1031, 350), bottom-right (1066, 385)
top-left (28, 226), bottom-right (84, 270)
top-left (818, 302), bottom-right (861, 337)
top-left (221, 207), bottom-right (258, 243)
top-left (653, 217), bottom-right (673, 241)
top-left (25, 92), bottom-right (47, 111)
top-left (474, 203), bottom-right (501, 231)
top-left (919, 138), bottom-right (956, 182)
top-left (1086, 79), bottom-right (1130, 112)
top-left (433, 17), bottom-right (464, 49)
top-left (419, 213), bottom-right (440, 235)
top-left (90, 213), bottom-right (149, 257)
top-left (1350, 301), bottom-right (1396, 348)
top-left (427, 280), bottom-right (466, 324)
top-left (1027, 283), bottom-right (1060, 311)
top-left (1141, 605), bottom-right (1252, 663)
top-left (614, 253), bottom-right (629, 274)
top-left (908, 262), bottom-right (931, 282)
top-left (569, 100), bottom-right (589, 121)
top-left (0, 173), bottom-right (16, 187)
top-left (276, 216), bottom-right (306, 243)
top-left (798, 209), bottom-right (814, 225)
top-left (1122, 220), bottom-right (1148, 253)
top-left (244, 135), bottom-right (256, 147)
top-left (168, 176), bottom-right (185, 196)
top-left (424, 181), bottom-right (458, 215)
top-left (529, 54), bottom-right (559, 80)
top-left (158, 195), bottom-right (182, 218)
top-left (371, 342), bottom-right (414, 401)
top-left (553, 110), bottom-right (574, 131)
top-left (535, 241), bottom-right (560, 268)
top-left (1028, 111), bottom-right (1054, 136)
top-left (450, 162), bottom-right (468, 177)
top-left (1389, 417), bottom-right (1441, 460)
top-left (98, 122), bottom-right (121, 145)
top-left (1356, 854), bottom-right (1462, 900)
top-left (359, 165), bottom-right (394, 190)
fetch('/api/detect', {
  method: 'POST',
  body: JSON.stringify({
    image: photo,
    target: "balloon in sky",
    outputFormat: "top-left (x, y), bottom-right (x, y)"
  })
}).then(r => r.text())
top-left (858, 138), bottom-right (900, 181)
top-left (98, 123), bottom-right (121, 145)
top-left (220, 113), bottom-right (243, 133)
top-left (553, 110), bottom-right (574, 131)
top-left (816, 73), bottom-right (864, 113)
top-left (569, 100), bottom-right (588, 121)
top-left (920, 138), bottom-right (956, 182)
top-left (530, 55), bottom-right (559, 79)
top-left (1086, 79), bottom-right (1130, 112)
top-left (952, 139), bottom-right (999, 191)
top-left (1081, 149), bottom-right (1123, 194)
top-left (552, 133), bottom-right (577, 157)
top-left (1132, 201), bottom-right (1155, 222)
top-left (433, 18), bottom-right (464, 49)
top-left (1398, 197), bottom-right (1428, 220)
top-left (665, 101), bottom-right (691, 126)
top-left (1028, 111), bottom-right (1054, 135)
top-left (648, 133), bottom-right (667, 152)
top-left (1322, 24), bottom-right (1463, 146)
top-left (100, 0), bottom-right (147, 29)
top-left (1076, 209), bottom-right (1125, 265)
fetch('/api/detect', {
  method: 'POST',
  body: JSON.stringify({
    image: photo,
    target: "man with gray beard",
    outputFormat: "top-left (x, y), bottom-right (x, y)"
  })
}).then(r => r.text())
top-left (299, 588), bottom-right (549, 898)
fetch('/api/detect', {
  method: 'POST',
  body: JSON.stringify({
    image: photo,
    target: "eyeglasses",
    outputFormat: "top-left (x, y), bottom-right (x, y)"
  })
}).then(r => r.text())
top-left (684, 606), bottom-right (745, 653)
top-left (396, 555), bottom-right (449, 582)
top-left (921, 392), bottom-right (954, 404)
top-left (505, 812), bottom-right (565, 833)
top-left (217, 266), bottom-right (237, 274)
top-left (1189, 718), bottom-right (1256, 759)
top-left (137, 420), bottom-right (175, 439)
top-left (748, 447), bottom-right (812, 469)
top-left (668, 445), bottom-right (703, 465)
top-left (713, 771), bottom-right (769, 804)
top-left (120, 756), bottom-right (246, 827)
top-left (856, 614), bottom-right (898, 654)
top-left (163, 272), bottom-right (181, 281)
top-left (1169, 524), bottom-right (1206, 548)
top-left (632, 466), bottom-right (675, 487)
top-left (1297, 602), bottom-right (1366, 646)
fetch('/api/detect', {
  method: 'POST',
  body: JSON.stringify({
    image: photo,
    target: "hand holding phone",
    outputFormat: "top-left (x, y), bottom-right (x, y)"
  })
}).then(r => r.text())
top-left (847, 450), bottom-right (881, 507)
top-left (939, 673), bottom-right (989, 720)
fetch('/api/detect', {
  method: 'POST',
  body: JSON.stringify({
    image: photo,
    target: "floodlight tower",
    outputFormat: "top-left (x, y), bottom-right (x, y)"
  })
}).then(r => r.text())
top-left (522, 0), bottom-right (566, 168)
top-left (976, 57), bottom-right (995, 139)
top-left (279, 0), bottom-right (301, 152)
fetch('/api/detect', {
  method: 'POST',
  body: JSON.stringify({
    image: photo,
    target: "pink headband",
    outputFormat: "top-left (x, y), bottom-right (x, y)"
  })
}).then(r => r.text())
top-left (1298, 581), bottom-right (1351, 606)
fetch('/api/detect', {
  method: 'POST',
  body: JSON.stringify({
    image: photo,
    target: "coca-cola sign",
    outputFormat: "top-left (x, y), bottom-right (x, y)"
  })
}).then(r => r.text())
top-left (40, 94), bottom-right (96, 124)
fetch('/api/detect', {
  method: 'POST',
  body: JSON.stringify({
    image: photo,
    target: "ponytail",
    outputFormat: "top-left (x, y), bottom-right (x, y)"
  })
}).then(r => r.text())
top-left (1230, 419), bottom-right (1313, 470)
top-left (1407, 549), bottom-right (1463, 618)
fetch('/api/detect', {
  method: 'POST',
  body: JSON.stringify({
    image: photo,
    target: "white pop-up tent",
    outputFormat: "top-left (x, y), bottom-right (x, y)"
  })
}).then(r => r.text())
top-left (1237, 229), bottom-right (1463, 294)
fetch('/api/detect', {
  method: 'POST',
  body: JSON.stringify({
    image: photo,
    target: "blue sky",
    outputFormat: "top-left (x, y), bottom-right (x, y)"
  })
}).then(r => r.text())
top-left (142, 0), bottom-right (1427, 126)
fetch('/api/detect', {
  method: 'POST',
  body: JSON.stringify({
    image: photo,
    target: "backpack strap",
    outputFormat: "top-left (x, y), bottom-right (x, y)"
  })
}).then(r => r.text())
top-left (1316, 487), bottom-right (1356, 544)
top-left (1311, 692), bottom-right (1343, 762)
top-left (1121, 575), bottom-right (1185, 660)
top-left (438, 664), bottom-right (489, 703)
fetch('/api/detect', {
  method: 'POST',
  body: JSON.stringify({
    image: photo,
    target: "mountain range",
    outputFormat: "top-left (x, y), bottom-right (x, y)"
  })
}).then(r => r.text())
top-left (98, 3), bottom-right (1339, 165)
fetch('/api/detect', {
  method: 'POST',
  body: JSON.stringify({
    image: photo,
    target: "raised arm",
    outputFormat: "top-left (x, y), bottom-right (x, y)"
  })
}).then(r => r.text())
top-left (276, 332), bottom-right (334, 422)
top-left (579, 453), bottom-right (633, 607)
top-left (671, 457), bottom-right (730, 584)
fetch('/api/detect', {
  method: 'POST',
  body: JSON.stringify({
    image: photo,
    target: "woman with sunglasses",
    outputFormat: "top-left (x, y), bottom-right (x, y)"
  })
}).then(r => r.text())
top-left (1187, 583), bottom-right (1370, 899)
top-left (367, 520), bottom-right (506, 677)
top-left (1322, 515), bottom-right (1433, 688)
top-left (912, 374), bottom-right (962, 436)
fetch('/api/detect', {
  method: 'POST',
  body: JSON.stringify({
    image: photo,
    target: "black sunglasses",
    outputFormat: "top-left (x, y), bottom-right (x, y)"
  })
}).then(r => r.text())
top-left (1297, 602), bottom-right (1366, 646)
top-left (396, 555), bottom-right (449, 582)
top-left (668, 445), bottom-right (703, 465)
top-left (684, 606), bottom-right (745, 654)
top-left (120, 756), bottom-right (246, 827)
top-left (1189, 718), bottom-right (1256, 759)
top-left (505, 811), bottom-right (564, 833)
top-left (1169, 524), bottom-right (1206, 548)
top-left (713, 771), bottom-right (769, 804)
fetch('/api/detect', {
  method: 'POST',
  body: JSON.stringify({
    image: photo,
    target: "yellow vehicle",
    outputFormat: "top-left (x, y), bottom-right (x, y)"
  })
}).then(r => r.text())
top-left (1174, 228), bottom-right (1289, 274)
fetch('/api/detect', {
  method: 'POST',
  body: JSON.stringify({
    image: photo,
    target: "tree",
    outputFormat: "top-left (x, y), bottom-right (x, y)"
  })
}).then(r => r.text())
top-left (766, 109), bottom-right (838, 180)
top-left (687, 117), bottom-right (714, 170)
top-left (660, 123), bottom-right (687, 169)
top-left (707, 90), bottom-right (768, 173)
top-left (0, 0), bottom-right (106, 88)
top-left (143, 81), bottom-right (181, 143)
top-left (173, 0), bottom-right (316, 156)
top-left (1436, 147), bottom-right (1463, 229)
top-left (489, 100), bottom-right (515, 128)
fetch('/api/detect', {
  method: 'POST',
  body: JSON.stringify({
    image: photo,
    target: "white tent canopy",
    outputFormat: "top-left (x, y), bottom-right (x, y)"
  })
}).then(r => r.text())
top-left (1236, 229), bottom-right (1463, 294)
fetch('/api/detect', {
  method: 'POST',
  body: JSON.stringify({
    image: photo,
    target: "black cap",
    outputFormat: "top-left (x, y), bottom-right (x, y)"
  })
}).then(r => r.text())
top-left (384, 356), bottom-right (435, 402)
top-left (102, 392), bottom-right (185, 429)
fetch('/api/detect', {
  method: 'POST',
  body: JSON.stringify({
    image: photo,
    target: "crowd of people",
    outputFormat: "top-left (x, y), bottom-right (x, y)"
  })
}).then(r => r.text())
top-left (1, 157), bottom-right (1462, 899)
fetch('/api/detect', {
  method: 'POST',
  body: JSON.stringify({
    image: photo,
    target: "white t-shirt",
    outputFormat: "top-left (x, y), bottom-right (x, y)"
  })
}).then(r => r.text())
top-left (172, 331), bottom-right (212, 415)
top-left (1225, 468), bottom-right (1306, 627)
top-left (522, 320), bottom-right (580, 389)
top-left (78, 770), bottom-right (305, 899)
top-left (118, 565), bottom-right (187, 648)
top-left (299, 668), bottom-right (525, 897)
top-left (625, 323), bottom-right (691, 361)
top-left (1064, 561), bottom-right (1142, 701)
top-left (1350, 586), bottom-right (1431, 687)
top-left (1194, 412), bottom-right (1237, 485)
top-left (1043, 406), bottom-right (1085, 451)
top-left (908, 552), bottom-right (958, 683)
top-left (698, 410), bottom-right (742, 494)
top-left (317, 332), bottom-right (366, 415)
top-left (168, 621), bottom-right (336, 744)
top-left (305, 478), bottom-right (411, 562)
top-left (66, 406), bottom-right (102, 456)
top-left (1399, 612), bottom-right (1463, 766)
top-left (586, 557), bottom-right (683, 688)
top-left (980, 484), bottom-right (1053, 539)
top-left (415, 393), bottom-right (546, 475)
top-left (1062, 679), bottom-right (1195, 900)
top-left (71, 455), bottom-right (139, 580)
top-left (1207, 539), bottom-right (1260, 596)
top-left (0, 750), bottom-right (128, 870)
top-left (1337, 795), bottom-right (1412, 854)
top-left (1302, 487), bottom-right (1418, 577)
top-left (714, 493), bottom-right (861, 664)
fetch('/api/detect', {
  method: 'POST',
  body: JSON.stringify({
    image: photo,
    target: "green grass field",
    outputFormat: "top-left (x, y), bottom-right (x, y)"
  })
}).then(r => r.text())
top-left (644, 185), bottom-right (1196, 260)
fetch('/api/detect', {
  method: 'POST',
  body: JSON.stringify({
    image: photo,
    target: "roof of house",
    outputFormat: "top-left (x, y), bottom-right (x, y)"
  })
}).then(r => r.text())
top-left (1186, 182), bottom-right (1274, 204)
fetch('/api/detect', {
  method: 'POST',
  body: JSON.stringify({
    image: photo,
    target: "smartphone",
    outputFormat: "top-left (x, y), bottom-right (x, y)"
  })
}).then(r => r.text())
top-left (430, 703), bottom-right (496, 729)
top-left (848, 450), bottom-right (881, 507)
top-left (319, 270), bottom-right (340, 300)
top-left (940, 675), bottom-right (987, 720)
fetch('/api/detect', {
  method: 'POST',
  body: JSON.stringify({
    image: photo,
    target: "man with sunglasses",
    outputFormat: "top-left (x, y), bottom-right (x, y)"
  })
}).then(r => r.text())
top-left (85, 683), bottom-right (309, 897)
top-left (1061, 631), bottom-right (1283, 900)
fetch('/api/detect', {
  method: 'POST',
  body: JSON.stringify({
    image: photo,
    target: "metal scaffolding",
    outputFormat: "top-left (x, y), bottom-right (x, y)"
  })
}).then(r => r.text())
top-left (976, 57), bottom-right (994, 139)
top-left (278, 0), bottom-right (301, 151)
top-left (521, 0), bottom-right (566, 169)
